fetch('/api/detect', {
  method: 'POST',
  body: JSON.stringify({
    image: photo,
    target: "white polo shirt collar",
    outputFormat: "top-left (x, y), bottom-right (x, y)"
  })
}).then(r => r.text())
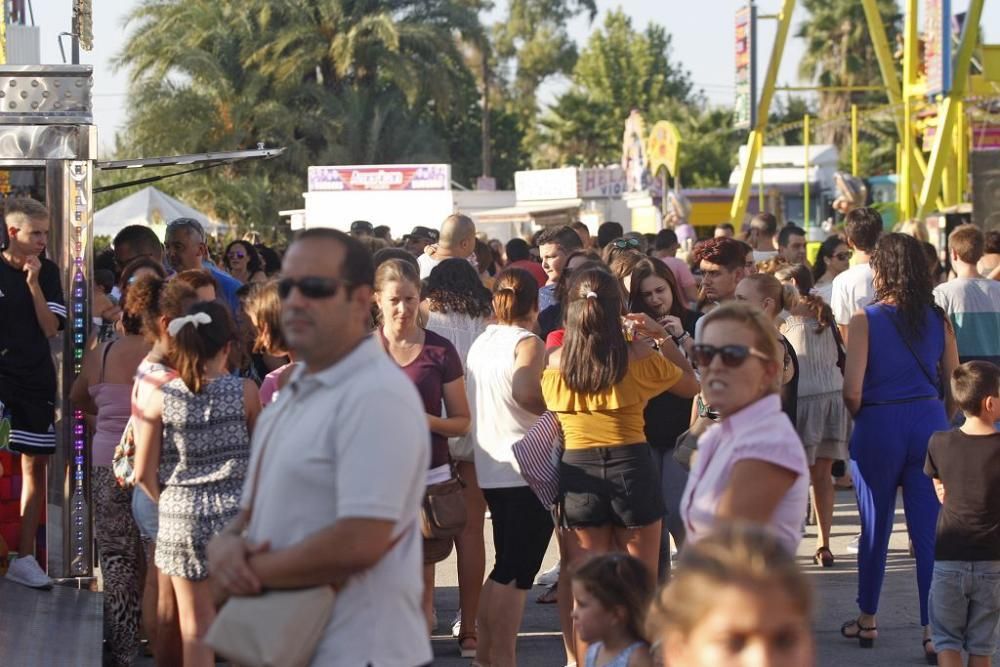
top-left (286, 333), bottom-right (380, 392)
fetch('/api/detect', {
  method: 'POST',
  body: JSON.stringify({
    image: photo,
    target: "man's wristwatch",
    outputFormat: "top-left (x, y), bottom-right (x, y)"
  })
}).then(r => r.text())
top-left (671, 331), bottom-right (690, 344)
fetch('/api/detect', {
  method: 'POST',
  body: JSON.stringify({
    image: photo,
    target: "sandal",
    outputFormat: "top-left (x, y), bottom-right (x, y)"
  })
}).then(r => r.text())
top-left (813, 547), bottom-right (835, 568)
top-left (840, 618), bottom-right (878, 648)
top-left (536, 581), bottom-right (558, 604)
top-left (458, 632), bottom-right (477, 659)
top-left (922, 638), bottom-right (937, 665)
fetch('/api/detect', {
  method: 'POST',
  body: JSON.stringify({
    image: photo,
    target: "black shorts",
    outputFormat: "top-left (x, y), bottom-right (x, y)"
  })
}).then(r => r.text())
top-left (559, 443), bottom-right (665, 529)
top-left (0, 373), bottom-right (56, 455)
top-left (483, 486), bottom-right (553, 589)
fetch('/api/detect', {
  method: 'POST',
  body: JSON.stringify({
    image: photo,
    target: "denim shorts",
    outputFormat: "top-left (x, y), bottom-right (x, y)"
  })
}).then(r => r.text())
top-left (559, 443), bottom-right (665, 529)
top-left (929, 560), bottom-right (1000, 656)
top-left (131, 486), bottom-right (158, 541)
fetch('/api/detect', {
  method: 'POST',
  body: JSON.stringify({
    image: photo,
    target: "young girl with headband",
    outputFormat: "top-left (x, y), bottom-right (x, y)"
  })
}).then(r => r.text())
top-left (135, 300), bottom-right (261, 667)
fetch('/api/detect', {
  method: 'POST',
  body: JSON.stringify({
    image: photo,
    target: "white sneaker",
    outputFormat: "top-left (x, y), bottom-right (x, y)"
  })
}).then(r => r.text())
top-left (5, 555), bottom-right (53, 589)
top-left (451, 610), bottom-right (462, 638)
top-left (846, 534), bottom-right (861, 554)
top-left (535, 561), bottom-right (560, 586)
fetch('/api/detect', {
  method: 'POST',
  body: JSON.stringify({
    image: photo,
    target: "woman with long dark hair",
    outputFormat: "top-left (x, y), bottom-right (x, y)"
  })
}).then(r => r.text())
top-left (812, 235), bottom-right (852, 304)
top-left (626, 258), bottom-right (699, 580)
top-left (135, 301), bottom-right (260, 666)
top-left (222, 240), bottom-right (266, 285)
top-left (542, 266), bottom-right (698, 662)
top-left (839, 233), bottom-right (958, 661)
top-left (421, 257), bottom-right (493, 655)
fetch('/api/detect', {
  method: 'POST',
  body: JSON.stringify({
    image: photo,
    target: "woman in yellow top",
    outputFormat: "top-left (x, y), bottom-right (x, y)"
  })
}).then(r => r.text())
top-left (543, 266), bottom-right (698, 637)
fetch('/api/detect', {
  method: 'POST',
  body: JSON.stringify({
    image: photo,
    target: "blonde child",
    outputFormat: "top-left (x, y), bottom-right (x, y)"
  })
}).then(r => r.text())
top-left (648, 522), bottom-right (815, 667)
top-left (571, 554), bottom-right (654, 667)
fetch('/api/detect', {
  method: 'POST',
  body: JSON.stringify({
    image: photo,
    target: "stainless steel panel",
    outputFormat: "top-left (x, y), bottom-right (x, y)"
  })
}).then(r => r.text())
top-left (46, 159), bottom-right (95, 579)
top-left (0, 124), bottom-right (96, 160)
top-left (0, 65), bottom-right (92, 124)
top-left (0, 579), bottom-right (103, 665)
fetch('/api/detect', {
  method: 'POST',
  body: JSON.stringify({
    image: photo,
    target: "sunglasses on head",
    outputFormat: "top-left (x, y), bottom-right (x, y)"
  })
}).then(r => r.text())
top-left (834, 250), bottom-right (853, 261)
top-left (691, 344), bottom-right (771, 368)
top-left (277, 276), bottom-right (347, 300)
top-left (611, 238), bottom-right (641, 250)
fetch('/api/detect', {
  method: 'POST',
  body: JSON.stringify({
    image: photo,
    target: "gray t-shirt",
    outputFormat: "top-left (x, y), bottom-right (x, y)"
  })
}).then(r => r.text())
top-left (244, 336), bottom-right (431, 667)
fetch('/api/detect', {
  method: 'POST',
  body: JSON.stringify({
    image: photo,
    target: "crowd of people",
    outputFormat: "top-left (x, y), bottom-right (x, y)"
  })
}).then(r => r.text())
top-left (1, 200), bottom-right (999, 667)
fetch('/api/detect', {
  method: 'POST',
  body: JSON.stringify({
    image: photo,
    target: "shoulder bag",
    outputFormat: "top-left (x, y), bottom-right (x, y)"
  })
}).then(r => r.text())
top-left (511, 411), bottom-right (564, 510)
top-left (205, 405), bottom-right (408, 667)
top-left (421, 473), bottom-right (467, 540)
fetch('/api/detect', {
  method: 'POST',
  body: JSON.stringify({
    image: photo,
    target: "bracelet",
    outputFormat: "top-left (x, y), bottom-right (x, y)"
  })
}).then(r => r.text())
top-left (671, 331), bottom-right (690, 344)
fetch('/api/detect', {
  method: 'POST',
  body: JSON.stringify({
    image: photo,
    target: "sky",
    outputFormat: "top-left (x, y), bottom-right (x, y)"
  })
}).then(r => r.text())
top-left (30, 0), bottom-right (1000, 158)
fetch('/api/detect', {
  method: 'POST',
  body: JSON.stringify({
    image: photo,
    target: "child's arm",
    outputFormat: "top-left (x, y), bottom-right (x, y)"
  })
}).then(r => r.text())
top-left (628, 644), bottom-right (654, 667)
top-left (932, 478), bottom-right (946, 505)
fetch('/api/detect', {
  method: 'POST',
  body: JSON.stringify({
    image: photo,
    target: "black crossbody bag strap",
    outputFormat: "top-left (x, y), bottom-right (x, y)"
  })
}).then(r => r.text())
top-left (880, 306), bottom-right (944, 400)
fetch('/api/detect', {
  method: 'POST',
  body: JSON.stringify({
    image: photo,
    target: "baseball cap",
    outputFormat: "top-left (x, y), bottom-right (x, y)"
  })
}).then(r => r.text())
top-left (403, 226), bottom-right (439, 243)
top-left (350, 220), bottom-right (374, 236)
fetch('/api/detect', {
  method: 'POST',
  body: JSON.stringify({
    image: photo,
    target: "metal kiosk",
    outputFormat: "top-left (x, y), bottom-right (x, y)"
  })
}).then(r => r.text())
top-left (0, 64), bottom-right (281, 583)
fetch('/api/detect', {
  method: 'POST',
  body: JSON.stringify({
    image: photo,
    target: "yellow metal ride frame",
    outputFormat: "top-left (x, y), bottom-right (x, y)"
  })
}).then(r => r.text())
top-left (730, 0), bottom-right (986, 227)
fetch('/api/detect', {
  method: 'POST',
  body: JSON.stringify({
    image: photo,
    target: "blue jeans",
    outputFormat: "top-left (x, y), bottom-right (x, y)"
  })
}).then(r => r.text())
top-left (929, 560), bottom-right (1000, 656)
top-left (131, 486), bottom-right (158, 541)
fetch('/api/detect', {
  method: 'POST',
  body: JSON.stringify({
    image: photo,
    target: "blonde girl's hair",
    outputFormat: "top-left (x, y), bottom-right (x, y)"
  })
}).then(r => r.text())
top-left (647, 522), bottom-right (812, 640)
top-left (700, 301), bottom-right (783, 369)
top-left (171, 301), bottom-right (237, 393)
top-left (773, 263), bottom-right (836, 332)
top-left (572, 553), bottom-right (654, 644)
top-left (492, 267), bottom-right (538, 324)
top-left (243, 280), bottom-right (288, 356)
top-left (741, 272), bottom-right (798, 317)
top-left (373, 257), bottom-right (420, 294)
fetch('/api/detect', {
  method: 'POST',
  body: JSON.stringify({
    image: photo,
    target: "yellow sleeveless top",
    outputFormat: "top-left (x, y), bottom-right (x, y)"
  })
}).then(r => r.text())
top-left (542, 353), bottom-right (683, 449)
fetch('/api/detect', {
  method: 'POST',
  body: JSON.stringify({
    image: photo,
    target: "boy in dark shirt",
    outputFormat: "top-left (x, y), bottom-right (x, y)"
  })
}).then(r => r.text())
top-left (924, 360), bottom-right (1000, 666)
top-left (1, 198), bottom-right (65, 589)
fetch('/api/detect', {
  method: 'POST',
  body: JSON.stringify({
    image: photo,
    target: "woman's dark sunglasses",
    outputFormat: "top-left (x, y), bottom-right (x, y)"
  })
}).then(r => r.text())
top-left (611, 238), bottom-right (641, 249)
top-left (833, 251), bottom-right (853, 261)
top-left (278, 276), bottom-right (346, 300)
top-left (692, 344), bottom-right (770, 368)
top-left (227, 252), bottom-right (246, 259)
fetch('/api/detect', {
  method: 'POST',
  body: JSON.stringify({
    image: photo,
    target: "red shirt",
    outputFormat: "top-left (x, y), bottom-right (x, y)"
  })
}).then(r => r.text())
top-left (545, 329), bottom-right (565, 350)
top-left (506, 260), bottom-right (547, 290)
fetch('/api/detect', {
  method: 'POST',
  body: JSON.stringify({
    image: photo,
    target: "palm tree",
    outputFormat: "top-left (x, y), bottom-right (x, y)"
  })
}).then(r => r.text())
top-left (796, 0), bottom-right (901, 147)
top-left (111, 0), bottom-right (485, 229)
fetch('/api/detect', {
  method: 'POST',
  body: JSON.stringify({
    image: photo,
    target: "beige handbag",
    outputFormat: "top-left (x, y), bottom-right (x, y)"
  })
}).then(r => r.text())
top-left (206, 410), bottom-right (410, 667)
top-left (205, 586), bottom-right (337, 667)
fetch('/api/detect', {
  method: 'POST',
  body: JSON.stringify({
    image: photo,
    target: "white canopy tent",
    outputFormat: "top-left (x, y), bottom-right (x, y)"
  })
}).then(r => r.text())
top-left (93, 186), bottom-right (228, 240)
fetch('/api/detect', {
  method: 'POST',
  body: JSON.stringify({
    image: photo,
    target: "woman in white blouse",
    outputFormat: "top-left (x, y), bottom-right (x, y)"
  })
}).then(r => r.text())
top-left (776, 263), bottom-right (852, 567)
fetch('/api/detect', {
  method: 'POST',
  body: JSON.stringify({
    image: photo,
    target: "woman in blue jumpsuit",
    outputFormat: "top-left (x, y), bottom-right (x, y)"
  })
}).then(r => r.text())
top-left (839, 233), bottom-right (958, 662)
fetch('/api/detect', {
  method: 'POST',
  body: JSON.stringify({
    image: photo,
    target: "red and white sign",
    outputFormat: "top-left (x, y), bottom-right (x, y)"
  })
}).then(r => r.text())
top-left (308, 164), bottom-right (451, 192)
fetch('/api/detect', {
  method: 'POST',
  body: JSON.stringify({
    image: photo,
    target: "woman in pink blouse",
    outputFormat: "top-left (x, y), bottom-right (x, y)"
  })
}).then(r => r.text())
top-left (680, 302), bottom-right (809, 554)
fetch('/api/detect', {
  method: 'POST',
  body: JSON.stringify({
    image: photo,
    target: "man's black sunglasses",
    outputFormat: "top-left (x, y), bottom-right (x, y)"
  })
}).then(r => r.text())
top-left (278, 276), bottom-right (348, 300)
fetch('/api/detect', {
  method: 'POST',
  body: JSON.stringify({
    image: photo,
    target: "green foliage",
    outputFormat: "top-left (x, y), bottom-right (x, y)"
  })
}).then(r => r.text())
top-left (112, 0), bottom-right (490, 233)
top-left (538, 9), bottom-right (721, 184)
top-left (796, 0), bottom-right (901, 147)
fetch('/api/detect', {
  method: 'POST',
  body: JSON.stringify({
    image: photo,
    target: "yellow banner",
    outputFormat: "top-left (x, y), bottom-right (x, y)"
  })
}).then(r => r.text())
top-left (647, 121), bottom-right (681, 179)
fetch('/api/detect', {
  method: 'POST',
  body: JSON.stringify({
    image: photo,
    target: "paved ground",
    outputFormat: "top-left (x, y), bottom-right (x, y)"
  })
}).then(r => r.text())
top-left (430, 487), bottom-right (999, 666)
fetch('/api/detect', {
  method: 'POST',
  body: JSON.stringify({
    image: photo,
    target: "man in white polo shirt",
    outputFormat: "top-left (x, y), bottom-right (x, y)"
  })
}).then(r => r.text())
top-left (207, 228), bottom-right (431, 667)
top-left (831, 207), bottom-right (883, 343)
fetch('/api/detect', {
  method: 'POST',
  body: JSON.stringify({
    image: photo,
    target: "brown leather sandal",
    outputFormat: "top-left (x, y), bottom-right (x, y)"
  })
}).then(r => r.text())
top-left (814, 546), bottom-right (835, 567)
